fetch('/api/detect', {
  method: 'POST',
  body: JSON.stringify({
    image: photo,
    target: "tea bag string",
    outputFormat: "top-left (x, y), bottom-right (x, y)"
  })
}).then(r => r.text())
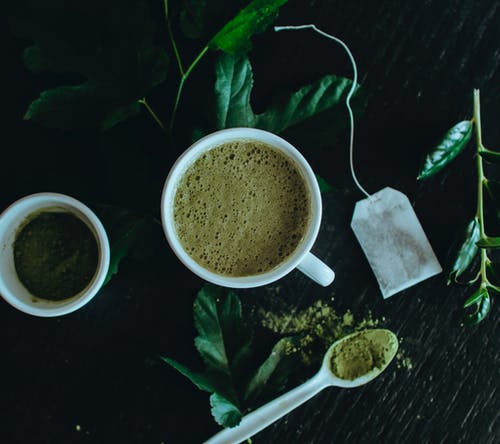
top-left (274, 24), bottom-right (371, 198)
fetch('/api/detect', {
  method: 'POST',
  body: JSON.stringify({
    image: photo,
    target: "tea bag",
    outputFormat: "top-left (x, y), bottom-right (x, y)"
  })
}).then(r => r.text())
top-left (351, 188), bottom-right (442, 298)
top-left (274, 24), bottom-right (442, 297)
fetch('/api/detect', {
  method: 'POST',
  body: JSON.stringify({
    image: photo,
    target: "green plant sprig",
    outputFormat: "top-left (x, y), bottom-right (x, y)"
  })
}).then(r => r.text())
top-left (164, 0), bottom-right (209, 130)
top-left (418, 89), bottom-right (499, 324)
top-left (465, 89), bottom-right (496, 323)
top-left (163, 0), bottom-right (288, 132)
top-left (161, 284), bottom-right (301, 428)
top-left (9, 0), bottom-right (289, 132)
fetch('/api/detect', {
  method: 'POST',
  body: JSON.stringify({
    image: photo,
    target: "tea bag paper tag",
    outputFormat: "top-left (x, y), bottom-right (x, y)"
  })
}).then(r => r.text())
top-left (351, 187), bottom-right (442, 298)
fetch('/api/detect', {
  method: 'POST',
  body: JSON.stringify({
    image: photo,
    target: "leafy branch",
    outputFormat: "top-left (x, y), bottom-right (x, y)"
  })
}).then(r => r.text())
top-left (418, 89), bottom-right (498, 324)
top-left (8, 0), bottom-right (288, 132)
top-left (164, 0), bottom-right (288, 131)
top-left (10, 0), bottom-right (366, 152)
top-left (161, 284), bottom-right (300, 428)
top-left (8, 0), bottom-right (170, 130)
top-left (164, 0), bottom-right (208, 130)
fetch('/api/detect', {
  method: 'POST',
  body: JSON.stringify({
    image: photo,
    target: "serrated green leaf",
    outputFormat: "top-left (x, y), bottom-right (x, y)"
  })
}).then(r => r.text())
top-left (479, 148), bottom-right (500, 163)
top-left (244, 337), bottom-right (299, 407)
top-left (215, 53), bottom-right (363, 137)
top-left (160, 286), bottom-right (302, 428)
top-left (210, 393), bottom-right (243, 428)
top-left (463, 286), bottom-right (487, 308)
top-left (160, 356), bottom-right (215, 393)
top-left (162, 352), bottom-right (245, 428)
top-left (417, 120), bottom-right (473, 180)
top-left (316, 175), bottom-right (333, 194)
top-left (9, 0), bottom-right (168, 130)
top-left (254, 76), bottom-right (360, 134)
top-left (209, 0), bottom-right (288, 55)
top-left (447, 218), bottom-right (480, 284)
top-left (23, 83), bottom-right (143, 130)
top-left (464, 290), bottom-right (491, 325)
top-left (281, 88), bottom-right (368, 151)
top-left (193, 285), bottom-right (252, 405)
top-left (477, 236), bottom-right (500, 249)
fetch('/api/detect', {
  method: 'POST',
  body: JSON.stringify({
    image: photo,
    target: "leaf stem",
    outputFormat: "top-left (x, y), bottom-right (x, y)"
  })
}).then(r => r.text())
top-left (169, 46), bottom-right (209, 131)
top-left (138, 98), bottom-right (165, 130)
top-left (164, 0), bottom-right (184, 75)
top-left (162, 0), bottom-right (210, 132)
top-left (473, 89), bottom-right (489, 287)
top-left (474, 90), bottom-right (486, 235)
top-left (185, 45), bottom-right (209, 79)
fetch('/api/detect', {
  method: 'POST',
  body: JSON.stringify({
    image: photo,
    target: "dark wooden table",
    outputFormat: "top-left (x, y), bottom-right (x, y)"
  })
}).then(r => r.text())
top-left (1, 1), bottom-right (499, 443)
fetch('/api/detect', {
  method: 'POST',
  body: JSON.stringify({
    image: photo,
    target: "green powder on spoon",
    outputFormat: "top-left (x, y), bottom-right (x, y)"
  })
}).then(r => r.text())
top-left (330, 329), bottom-right (398, 380)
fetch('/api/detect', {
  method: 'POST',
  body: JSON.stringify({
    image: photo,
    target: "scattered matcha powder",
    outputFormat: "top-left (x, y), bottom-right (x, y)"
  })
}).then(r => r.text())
top-left (257, 291), bottom-right (412, 370)
top-left (396, 351), bottom-right (413, 370)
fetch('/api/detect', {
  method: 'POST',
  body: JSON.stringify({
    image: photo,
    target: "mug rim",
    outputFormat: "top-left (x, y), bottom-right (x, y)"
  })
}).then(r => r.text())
top-left (160, 127), bottom-right (322, 288)
top-left (0, 192), bottom-right (110, 316)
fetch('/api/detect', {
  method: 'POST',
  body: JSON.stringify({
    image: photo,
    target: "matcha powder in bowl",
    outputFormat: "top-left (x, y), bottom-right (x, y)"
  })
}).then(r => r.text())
top-left (14, 211), bottom-right (99, 300)
top-left (0, 192), bottom-right (110, 317)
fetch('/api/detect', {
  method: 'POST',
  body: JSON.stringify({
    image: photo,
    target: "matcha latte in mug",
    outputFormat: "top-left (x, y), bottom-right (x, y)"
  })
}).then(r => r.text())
top-left (161, 128), bottom-right (334, 288)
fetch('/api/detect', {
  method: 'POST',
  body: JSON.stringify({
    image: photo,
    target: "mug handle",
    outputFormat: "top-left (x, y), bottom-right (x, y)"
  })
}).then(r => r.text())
top-left (297, 252), bottom-right (335, 287)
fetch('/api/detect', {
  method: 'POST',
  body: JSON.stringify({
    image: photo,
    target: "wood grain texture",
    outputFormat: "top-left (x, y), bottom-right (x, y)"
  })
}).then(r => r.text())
top-left (0, 0), bottom-right (499, 443)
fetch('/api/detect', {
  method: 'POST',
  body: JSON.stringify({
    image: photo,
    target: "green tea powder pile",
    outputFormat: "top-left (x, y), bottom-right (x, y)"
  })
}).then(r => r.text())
top-left (329, 330), bottom-right (397, 380)
top-left (14, 211), bottom-right (98, 300)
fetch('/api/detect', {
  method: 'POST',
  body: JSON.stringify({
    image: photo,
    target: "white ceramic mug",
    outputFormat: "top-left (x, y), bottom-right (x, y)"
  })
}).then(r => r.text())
top-left (0, 193), bottom-right (110, 317)
top-left (161, 128), bottom-right (334, 288)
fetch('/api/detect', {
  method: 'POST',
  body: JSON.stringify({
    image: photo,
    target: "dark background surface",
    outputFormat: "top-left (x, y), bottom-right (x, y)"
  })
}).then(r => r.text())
top-left (1, 0), bottom-right (499, 443)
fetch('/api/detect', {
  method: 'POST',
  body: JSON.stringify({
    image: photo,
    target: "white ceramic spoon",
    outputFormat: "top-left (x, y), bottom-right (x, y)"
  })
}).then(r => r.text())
top-left (204, 328), bottom-right (398, 444)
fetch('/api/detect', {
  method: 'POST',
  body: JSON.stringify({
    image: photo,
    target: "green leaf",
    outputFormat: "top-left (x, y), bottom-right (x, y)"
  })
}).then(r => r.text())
top-left (193, 285), bottom-right (253, 405)
top-left (244, 337), bottom-right (299, 407)
top-left (281, 88), bottom-right (368, 151)
top-left (23, 83), bottom-right (143, 130)
top-left (160, 356), bottom-right (216, 393)
top-left (180, 0), bottom-right (247, 41)
top-left (417, 120), bottom-right (473, 180)
top-left (479, 148), bottom-right (500, 163)
top-left (210, 393), bottom-right (243, 428)
top-left (90, 204), bottom-right (161, 284)
top-left (209, 0), bottom-right (288, 55)
top-left (477, 236), bottom-right (500, 249)
top-left (316, 175), bottom-right (333, 194)
top-left (9, 0), bottom-right (168, 129)
top-left (463, 286), bottom-right (487, 308)
top-left (464, 290), bottom-right (491, 325)
top-left (447, 218), bottom-right (480, 284)
top-left (193, 286), bottom-right (253, 373)
top-left (160, 285), bottom-right (301, 428)
top-left (215, 53), bottom-right (364, 136)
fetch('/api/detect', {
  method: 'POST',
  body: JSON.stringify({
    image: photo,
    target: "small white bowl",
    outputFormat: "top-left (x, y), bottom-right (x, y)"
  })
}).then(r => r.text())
top-left (0, 193), bottom-right (110, 317)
